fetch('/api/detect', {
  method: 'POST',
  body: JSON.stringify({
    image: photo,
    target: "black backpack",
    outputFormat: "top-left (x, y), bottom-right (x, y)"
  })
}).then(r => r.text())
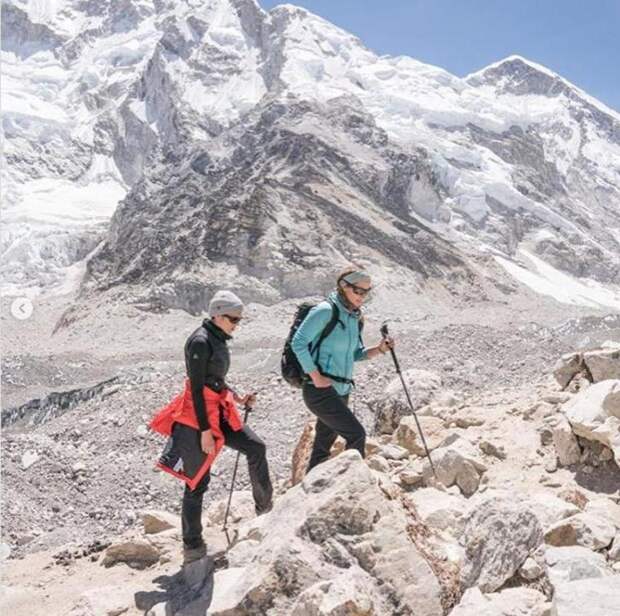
top-left (280, 299), bottom-right (363, 388)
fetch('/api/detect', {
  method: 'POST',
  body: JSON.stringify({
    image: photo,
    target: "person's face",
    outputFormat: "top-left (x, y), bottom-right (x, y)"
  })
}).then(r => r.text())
top-left (213, 313), bottom-right (243, 334)
top-left (341, 278), bottom-right (372, 310)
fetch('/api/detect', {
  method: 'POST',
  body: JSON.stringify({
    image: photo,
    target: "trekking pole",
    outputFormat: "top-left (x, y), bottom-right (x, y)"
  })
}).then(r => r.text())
top-left (222, 400), bottom-right (253, 546)
top-left (380, 322), bottom-right (437, 479)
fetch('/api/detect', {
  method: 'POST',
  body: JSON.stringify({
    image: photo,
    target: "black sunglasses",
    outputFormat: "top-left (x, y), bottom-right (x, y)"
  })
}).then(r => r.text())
top-left (222, 314), bottom-right (243, 324)
top-left (346, 282), bottom-right (372, 297)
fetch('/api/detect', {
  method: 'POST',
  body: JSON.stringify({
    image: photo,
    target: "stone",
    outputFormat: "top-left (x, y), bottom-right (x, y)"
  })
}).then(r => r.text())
top-left (609, 535), bottom-right (620, 562)
top-left (290, 568), bottom-right (377, 615)
top-left (141, 510), bottom-right (179, 534)
top-left (553, 352), bottom-right (584, 389)
top-left (544, 513), bottom-right (615, 550)
top-left (478, 440), bottom-right (507, 460)
top-left (395, 415), bottom-right (446, 456)
top-left (525, 491), bottom-right (580, 532)
top-left (551, 576), bottom-right (620, 615)
top-left (405, 488), bottom-right (467, 537)
top-left (206, 490), bottom-right (255, 526)
top-left (207, 451), bottom-right (445, 616)
top-left (449, 587), bottom-right (548, 616)
top-left (371, 369), bottom-right (443, 434)
top-left (376, 443), bottom-right (409, 460)
top-left (520, 556), bottom-right (544, 580)
top-left (398, 461), bottom-right (424, 487)
top-left (558, 488), bottom-right (588, 511)
top-left (460, 496), bottom-right (543, 592)
top-left (551, 415), bottom-right (581, 466)
top-left (68, 585), bottom-right (135, 616)
top-left (21, 450), bottom-right (39, 470)
top-left (583, 346), bottom-right (620, 382)
top-left (422, 435), bottom-right (487, 496)
top-left (545, 546), bottom-right (614, 584)
top-left (562, 379), bottom-right (620, 462)
top-left (584, 498), bottom-right (620, 530)
top-left (366, 454), bottom-right (390, 473)
top-left (101, 540), bottom-right (160, 569)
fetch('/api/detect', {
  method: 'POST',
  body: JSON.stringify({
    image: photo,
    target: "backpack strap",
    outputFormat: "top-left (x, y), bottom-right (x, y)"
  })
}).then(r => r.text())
top-left (310, 298), bottom-right (340, 362)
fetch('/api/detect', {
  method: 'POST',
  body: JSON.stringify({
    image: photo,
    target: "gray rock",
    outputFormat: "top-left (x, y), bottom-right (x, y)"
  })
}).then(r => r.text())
top-left (551, 415), bottom-right (581, 466)
top-left (371, 369), bottom-right (443, 434)
top-left (101, 540), bottom-right (160, 569)
top-left (545, 545), bottom-right (614, 585)
top-left (551, 576), bottom-right (620, 615)
top-left (562, 379), bottom-right (620, 462)
top-left (449, 586), bottom-right (548, 616)
top-left (460, 496), bottom-right (543, 592)
top-left (545, 513), bottom-right (616, 550)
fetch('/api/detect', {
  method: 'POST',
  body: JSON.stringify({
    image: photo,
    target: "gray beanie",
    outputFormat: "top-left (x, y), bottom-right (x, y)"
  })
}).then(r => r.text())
top-left (208, 290), bottom-right (244, 317)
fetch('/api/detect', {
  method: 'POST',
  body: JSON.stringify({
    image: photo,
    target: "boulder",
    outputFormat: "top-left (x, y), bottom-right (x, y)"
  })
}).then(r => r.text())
top-left (545, 545), bottom-right (614, 585)
top-left (405, 488), bottom-right (467, 537)
top-left (371, 369), bottom-right (442, 434)
top-left (609, 535), bottom-right (620, 562)
top-left (206, 490), bottom-right (255, 526)
top-left (460, 496), bottom-right (543, 592)
top-left (551, 576), bottom-right (620, 615)
top-left (553, 352), bottom-right (584, 389)
top-left (449, 587), bottom-right (549, 616)
top-left (395, 415), bottom-right (446, 456)
top-left (551, 415), bottom-right (581, 466)
top-left (101, 540), bottom-right (160, 569)
top-left (141, 510), bottom-right (179, 534)
top-left (67, 585), bottom-right (135, 616)
top-left (562, 379), bottom-right (620, 462)
top-left (524, 491), bottom-right (581, 532)
top-left (544, 513), bottom-right (615, 550)
top-left (584, 498), bottom-right (620, 530)
top-left (290, 568), bottom-right (380, 615)
top-left (208, 451), bottom-right (446, 616)
top-left (583, 345), bottom-right (620, 382)
top-left (422, 435), bottom-right (487, 496)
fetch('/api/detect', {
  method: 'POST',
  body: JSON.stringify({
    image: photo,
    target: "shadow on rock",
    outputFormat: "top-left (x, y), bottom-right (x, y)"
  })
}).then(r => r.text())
top-left (134, 555), bottom-right (215, 615)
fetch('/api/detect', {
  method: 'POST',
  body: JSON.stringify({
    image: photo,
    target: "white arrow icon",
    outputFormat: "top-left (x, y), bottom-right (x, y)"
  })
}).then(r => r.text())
top-left (11, 297), bottom-right (34, 320)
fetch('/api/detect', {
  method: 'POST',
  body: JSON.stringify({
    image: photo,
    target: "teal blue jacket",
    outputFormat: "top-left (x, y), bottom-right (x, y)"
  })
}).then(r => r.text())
top-left (291, 291), bottom-right (368, 395)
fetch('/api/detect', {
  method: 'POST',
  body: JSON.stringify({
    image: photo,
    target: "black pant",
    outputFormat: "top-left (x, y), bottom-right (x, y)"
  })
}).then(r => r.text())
top-left (181, 418), bottom-right (273, 548)
top-left (302, 382), bottom-right (366, 472)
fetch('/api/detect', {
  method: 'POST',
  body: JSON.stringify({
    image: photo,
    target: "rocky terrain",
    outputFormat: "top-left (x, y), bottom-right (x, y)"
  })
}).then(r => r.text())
top-left (2, 284), bottom-right (620, 614)
top-left (2, 304), bottom-right (620, 615)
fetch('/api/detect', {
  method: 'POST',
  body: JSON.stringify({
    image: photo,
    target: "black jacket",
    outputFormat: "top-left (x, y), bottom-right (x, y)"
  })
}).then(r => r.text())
top-left (184, 319), bottom-right (231, 431)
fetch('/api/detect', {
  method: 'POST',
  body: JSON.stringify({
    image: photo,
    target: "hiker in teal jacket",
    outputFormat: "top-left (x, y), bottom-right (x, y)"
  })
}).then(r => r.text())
top-left (292, 267), bottom-right (395, 470)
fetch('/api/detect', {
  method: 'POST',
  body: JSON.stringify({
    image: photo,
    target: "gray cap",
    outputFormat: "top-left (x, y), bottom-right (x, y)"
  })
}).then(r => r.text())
top-left (342, 270), bottom-right (371, 285)
top-left (208, 290), bottom-right (244, 317)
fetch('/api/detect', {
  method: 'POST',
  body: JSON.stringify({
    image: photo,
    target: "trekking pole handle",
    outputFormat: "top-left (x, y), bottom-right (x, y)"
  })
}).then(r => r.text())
top-left (380, 322), bottom-right (401, 373)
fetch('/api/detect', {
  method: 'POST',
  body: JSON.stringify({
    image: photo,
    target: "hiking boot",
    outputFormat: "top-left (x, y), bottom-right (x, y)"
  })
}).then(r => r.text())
top-left (182, 539), bottom-right (207, 564)
top-left (255, 501), bottom-right (273, 516)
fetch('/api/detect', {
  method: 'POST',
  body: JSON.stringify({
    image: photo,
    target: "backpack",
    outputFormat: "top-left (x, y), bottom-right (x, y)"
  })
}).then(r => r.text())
top-left (280, 298), bottom-right (364, 388)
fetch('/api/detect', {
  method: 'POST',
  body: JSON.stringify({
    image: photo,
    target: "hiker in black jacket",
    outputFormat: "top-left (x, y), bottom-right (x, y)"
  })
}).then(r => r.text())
top-left (181, 290), bottom-right (273, 560)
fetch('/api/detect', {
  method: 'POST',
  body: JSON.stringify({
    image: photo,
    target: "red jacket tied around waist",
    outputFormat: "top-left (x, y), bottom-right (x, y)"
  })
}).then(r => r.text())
top-left (149, 379), bottom-right (244, 489)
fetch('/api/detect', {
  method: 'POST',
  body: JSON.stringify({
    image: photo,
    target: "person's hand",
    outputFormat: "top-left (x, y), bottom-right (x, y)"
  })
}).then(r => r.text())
top-left (378, 336), bottom-right (395, 354)
top-left (310, 371), bottom-right (332, 389)
top-left (200, 430), bottom-right (216, 455)
top-left (239, 392), bottom-right (257, 408)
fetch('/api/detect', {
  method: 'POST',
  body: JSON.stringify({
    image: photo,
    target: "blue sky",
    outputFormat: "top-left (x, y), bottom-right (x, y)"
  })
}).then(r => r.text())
top-left (261, 0), bottom-right (620, 112)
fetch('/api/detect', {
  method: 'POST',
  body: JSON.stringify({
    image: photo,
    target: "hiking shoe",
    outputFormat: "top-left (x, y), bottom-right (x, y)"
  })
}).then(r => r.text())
top-left (255, 501), bottom-right (273, 516)
top-left (182, 540), bottom-right (207, 564)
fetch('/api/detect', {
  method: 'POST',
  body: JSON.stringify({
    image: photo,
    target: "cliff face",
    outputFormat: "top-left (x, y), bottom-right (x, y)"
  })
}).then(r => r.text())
top-left (4, 1), bottom-right (620, 312)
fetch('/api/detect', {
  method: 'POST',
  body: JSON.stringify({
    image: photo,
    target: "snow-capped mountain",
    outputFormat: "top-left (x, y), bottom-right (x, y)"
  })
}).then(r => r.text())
top-left (3, 0), bottom-right (620, 311)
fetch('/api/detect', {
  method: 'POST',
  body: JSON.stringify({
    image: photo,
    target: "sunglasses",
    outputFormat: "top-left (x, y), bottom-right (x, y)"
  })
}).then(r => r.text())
top-left (222, 314), bottom-right (243, 324)
top-left (346, 282), bottom-right (372, 297)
